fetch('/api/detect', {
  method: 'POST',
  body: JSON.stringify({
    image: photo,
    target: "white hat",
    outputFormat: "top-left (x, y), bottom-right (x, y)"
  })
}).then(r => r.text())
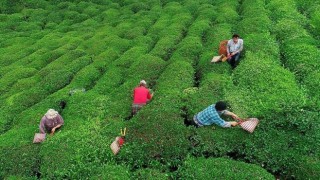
top-left (45, 109), bottom-right (58, 119)
top-left (140, 80), bottom-right (147, 85)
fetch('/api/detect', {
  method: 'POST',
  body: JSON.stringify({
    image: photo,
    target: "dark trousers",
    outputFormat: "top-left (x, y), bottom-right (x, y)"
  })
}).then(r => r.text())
top-left (228, 52), bottom-right (241, 69)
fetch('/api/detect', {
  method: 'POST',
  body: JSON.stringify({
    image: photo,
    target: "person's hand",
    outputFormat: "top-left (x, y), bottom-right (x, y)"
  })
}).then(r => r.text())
top-left (231, 115), bottom-right (241, 121)
top-left (230, 121), bottom-right (238, 127)
top-left (50, 128), bottom-right (56, 136)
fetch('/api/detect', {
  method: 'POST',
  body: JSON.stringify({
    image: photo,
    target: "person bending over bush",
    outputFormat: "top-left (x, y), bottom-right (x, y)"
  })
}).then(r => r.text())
top-left (190, 101), bottom-right (239, 128)
top-left (132, 80), bottom-right (153, 116)
top-left (39, 109), bottom-right (64, 135)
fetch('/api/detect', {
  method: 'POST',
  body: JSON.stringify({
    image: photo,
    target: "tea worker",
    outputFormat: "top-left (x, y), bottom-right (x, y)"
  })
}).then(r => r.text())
top-left (190, 101), bottom-right (239, 128)
top-left (227, 34), bottom-right (244, 69)
top-left (39, 109), bottom-right (64, 135)
top-left (132, 80), bottom-right (153, 116)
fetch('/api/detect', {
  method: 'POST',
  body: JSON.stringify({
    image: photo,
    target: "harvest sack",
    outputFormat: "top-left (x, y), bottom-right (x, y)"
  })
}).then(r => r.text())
top-left (110, 137), bottom-right (123, 155)
top-left (238, 118), bottom-right (259, 133)
top-left (211, 54), bottom-right (228, 63)
top-left (110, 137), bottom-right (120, 155)
top-left (218, 40), bottom-right (228, 56)
top-left (33, 133), bottom-right (46, 143)
top-left (211, 55), bottom-right (222, 63)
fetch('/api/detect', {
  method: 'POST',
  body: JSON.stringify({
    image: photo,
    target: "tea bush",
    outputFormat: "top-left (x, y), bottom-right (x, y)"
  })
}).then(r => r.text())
top-left (0, 143), bottom-right (40, 178)
top-left (93, 67), bottom-right (124, 95)
top-left (185, 72), bottom-right (234, 119)
top-left (241, 110), bottom-right (320, 178)
top-left (177, 157), bottom-right (274, 179)
top-left (272, 19), bottom-right (309, 42)
top-left (90, 164), bottom-right (130, 179)
top-left (117, 61), bottom-right (194, 169)
top-left (282, 42), bottom-right (320, 80)
top-left (187, 19), bottom-right (211, 38)
top-left (309, 6), bottom-right (320, 38)
top-left (228, 52), bottom-right (306, 117)
top-left (303, 71), bottom-right (320, 110)
top-left (214, 0), bottom-right (239, 24)
top-left (1, 0), bottom-right (319, 179)
top-left (266, 0), bottom-right (307, 26)
top-left (150, 36), bottom-right (181, 60)
top-left (0, 67), bottom-right (37, 94)
top-left (131, 168), bottom-right (168, 179)
top-left (195, 4), bottom-right (217, 21)
top-left (175, 36), bottom-right (203, 64)
top-left (242, 33), bottom-right (280, 60)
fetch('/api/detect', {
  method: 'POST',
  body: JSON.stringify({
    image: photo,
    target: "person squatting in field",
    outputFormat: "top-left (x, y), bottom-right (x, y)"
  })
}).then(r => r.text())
top-left (189, 101), bottom-right (239, 128)
top-left (132, 80), bottom-right (153, 116)
top-left (39, 109), bottom-right (64, 135)
top-left (227, 34), bottom-right (244, 69)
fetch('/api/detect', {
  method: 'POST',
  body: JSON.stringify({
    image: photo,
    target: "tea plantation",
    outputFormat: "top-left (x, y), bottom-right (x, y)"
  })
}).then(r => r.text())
top-left (1, 0), bottom-right (319, 179)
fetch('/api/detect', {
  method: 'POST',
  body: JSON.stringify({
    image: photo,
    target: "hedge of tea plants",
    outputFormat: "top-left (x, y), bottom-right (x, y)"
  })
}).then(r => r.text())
top-left (0, 0), bottom-right (319, 179)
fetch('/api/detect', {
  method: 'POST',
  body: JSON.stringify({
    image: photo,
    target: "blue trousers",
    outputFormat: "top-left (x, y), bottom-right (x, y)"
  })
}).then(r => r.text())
top-left (228, 52), bottom-right (240, 69)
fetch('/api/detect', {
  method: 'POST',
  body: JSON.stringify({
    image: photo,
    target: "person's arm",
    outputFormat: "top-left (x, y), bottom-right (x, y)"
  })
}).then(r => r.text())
top-left (51, 115), bottom-right (64, 135)
top-left (147, 90), bottom-right (153, 100)
top-left (39, 117), bottom-right (46, 134)
top-left (238, 39), bottom-right (243, 52)
top-left (214, 115), bottom-right (237, 128)
top-left (223, 110), bottom-right (241, 121)
top-left (226, 40), bottom-right (231, 55)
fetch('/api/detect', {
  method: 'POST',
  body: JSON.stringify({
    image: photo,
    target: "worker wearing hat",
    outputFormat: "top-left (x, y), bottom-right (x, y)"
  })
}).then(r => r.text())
top-left (39, 109), bottom-right (64, 135)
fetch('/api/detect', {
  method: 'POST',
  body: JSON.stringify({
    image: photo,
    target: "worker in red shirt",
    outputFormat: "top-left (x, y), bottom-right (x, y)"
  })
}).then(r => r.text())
top-left (132, 80), bottom-right (153, 116)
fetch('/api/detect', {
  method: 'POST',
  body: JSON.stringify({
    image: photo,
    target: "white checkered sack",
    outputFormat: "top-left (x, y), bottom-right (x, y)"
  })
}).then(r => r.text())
top-left (239, 118), bottom-right (259, 133)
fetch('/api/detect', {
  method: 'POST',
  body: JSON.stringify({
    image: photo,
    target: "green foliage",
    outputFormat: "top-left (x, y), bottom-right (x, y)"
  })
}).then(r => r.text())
top-left (266, 0), bottom-right (307, 26)
top-left (0, 0), bottom-right (319, 179)
top-left (272, 19), bottom-right (309, 42)
top-left (303, 71), bottom-right (320, 110)
top-left (310, 6), bottom-right (320, 38)
top-left (197, 52), bottom-right (231, 77)
top-left (0, 67), bottom-right (37, 94)
top-left (238, 16), bottom-right (272, 34)
top-left (175, 36), bottom-right (203, 63)
top-left (177, 157), bottom-right (274, 179)
top-left (214, 1), bottom-right (239, 24)
top-left (243, 33), bottom-right (280, 60)
top-left (185, 72), bottom-right (233, 118)
top-left (40, 119), bottom-right (121, 179)
top-left (150, 36), bottom-right (180, 60)
top-left (0, 142), bottom-right (40, 178)
top-left (91, 164), bottom-right (130, 179)
top-left (187, 19), bottom-right (210, 38)
top-left (242, 110), bottom-right (320, 178)
top-left (195, 4), bottom-right (217, 21)
top-left (127, 54), bottom-right (167, 86)
top-left (282, 42), bottom-right (320, 79)
top-left (228, 52), bottom-right (306, 117)
top-left (132, 168), bottom-right (168, 179)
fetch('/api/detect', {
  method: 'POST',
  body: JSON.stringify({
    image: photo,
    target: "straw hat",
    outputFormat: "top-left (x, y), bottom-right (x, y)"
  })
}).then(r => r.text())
top-left (45, 109), bottom-right (59, 119)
